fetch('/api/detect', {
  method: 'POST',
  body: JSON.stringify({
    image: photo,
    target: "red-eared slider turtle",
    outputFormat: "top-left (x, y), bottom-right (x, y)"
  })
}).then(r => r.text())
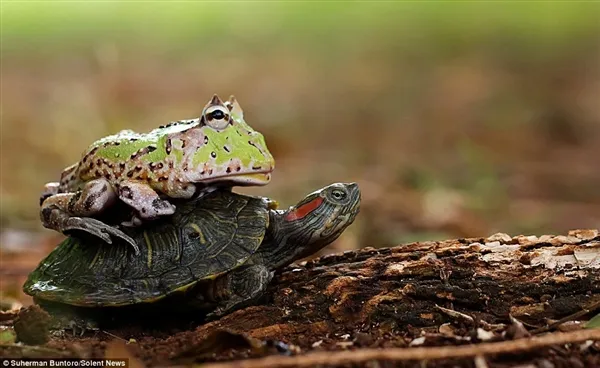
top-left (24, 183), bottom-right (360, 327)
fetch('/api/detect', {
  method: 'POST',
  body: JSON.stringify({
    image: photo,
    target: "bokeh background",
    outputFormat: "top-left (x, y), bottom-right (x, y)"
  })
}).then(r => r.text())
top-left (1, 2), bottom-right (600, 304)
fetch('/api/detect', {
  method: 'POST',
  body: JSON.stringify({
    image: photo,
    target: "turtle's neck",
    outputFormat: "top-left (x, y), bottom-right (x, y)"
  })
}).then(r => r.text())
top-left (251, 209), bottom-right (345, 271)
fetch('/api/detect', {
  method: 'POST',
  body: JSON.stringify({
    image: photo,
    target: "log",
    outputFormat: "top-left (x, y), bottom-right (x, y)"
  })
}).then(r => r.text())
top-left (7, 230), bottom-right (600, 367)
top-left (144, 229), bottom-right (600, 367)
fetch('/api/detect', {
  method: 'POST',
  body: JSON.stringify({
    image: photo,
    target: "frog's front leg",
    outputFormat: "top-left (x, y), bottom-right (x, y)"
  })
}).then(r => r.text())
top-left (40, 178), bottom-right (139, 254)
top-left (40, 182), bottom-right (60, 206)
top-left (117, 181), bottom-right (176, 221)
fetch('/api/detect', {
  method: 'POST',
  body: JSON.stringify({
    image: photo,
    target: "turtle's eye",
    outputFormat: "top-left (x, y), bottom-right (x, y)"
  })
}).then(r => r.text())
top-left (331, 189), bottom-right (347, 201)
top-left (203, 106), bottom-right (231, 130)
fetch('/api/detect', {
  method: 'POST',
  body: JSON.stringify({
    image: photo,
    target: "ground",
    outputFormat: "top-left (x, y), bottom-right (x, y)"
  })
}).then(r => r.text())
top-left (2, 231), bottom-right (599, 367)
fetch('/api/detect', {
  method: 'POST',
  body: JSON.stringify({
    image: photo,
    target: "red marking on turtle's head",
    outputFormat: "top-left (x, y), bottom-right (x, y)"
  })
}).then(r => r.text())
top-left (284, 196), bottom-right (324, 222)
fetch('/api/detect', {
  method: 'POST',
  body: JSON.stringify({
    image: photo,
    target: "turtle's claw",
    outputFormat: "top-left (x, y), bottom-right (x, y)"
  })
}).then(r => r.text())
top-left (50, 329), bottom-right (66, 338)
top-left (64, 217), bottom-right (140, 255)
top-left (67, 319), bottom-right (98, 337)
top-left (204, 309), bottom-right (223, 322)
top-left (205, 302), bottom-right (238, 322)
top-left (68, 320), bottom-right (82, 337)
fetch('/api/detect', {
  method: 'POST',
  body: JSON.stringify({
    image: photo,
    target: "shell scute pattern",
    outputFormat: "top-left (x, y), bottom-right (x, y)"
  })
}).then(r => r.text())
top-left (27, 191), bottom-right (270, 306)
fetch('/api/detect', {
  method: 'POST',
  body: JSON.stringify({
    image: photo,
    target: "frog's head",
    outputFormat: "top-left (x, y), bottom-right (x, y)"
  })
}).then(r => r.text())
top-left (185, 94), bottom-right (275, 187)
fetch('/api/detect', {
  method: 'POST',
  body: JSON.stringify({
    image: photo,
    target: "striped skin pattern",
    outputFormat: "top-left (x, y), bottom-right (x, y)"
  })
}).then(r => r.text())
top-left (24, 183), bottom-right (361, 320)
top-left (39, 95), bottom-right (275, 249)
top-left (256, 182), bottom-right (361, 271)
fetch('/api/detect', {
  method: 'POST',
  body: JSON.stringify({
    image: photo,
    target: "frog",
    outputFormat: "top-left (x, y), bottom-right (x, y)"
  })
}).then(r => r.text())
top-left (40, 94), bottom-right (275, 254)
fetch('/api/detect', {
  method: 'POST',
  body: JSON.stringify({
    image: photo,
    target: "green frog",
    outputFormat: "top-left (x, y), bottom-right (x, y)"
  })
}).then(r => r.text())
top-left (40, 95), bottom-right (275, 254)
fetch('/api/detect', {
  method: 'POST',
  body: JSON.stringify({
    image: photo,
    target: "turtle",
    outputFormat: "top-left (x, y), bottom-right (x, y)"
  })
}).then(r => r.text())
top-left (23, 182), bottom-right (361, 329)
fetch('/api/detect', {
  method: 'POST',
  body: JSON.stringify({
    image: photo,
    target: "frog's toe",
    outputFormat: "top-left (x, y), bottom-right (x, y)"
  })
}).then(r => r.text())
top-left (64, 217), bottom-right (112, 243)
top-left (149, 198), bottom-right (176, 217)
top-left (121, 214), bottom-right (143, 228)
top-left (100, 226), bottom-right (140, 255)
top-left (64, 217), bottom-right (139, 255)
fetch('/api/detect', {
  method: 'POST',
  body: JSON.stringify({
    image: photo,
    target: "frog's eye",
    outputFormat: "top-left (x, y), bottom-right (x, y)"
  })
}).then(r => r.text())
top-left (203, 106), bottom-right (231, 130)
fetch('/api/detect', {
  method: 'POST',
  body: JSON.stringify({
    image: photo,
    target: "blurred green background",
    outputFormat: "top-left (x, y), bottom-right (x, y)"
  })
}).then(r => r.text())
top-left (1, 1), bottom-right (600, 258)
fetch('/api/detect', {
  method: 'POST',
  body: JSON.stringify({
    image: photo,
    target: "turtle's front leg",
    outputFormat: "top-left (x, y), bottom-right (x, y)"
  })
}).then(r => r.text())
top-left (40, 178), bottom-right (139, 254)
top-left (205, 264), bottom-right (274, 320)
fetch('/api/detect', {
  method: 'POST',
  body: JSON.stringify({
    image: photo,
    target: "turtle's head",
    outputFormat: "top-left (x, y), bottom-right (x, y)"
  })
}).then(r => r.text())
top-left (268, 182), bottom-right (360, 268)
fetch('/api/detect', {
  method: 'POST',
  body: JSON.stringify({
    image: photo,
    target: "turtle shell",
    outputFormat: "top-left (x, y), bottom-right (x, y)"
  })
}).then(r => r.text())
top-left (24, 190), bottom-right (269, 307)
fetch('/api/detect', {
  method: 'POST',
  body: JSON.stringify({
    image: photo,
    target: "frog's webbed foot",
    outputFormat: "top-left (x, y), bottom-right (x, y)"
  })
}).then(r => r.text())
top-left (118, 181), bottom-right (176, 220)
top-left (40, 178), bottom-right (139, 254)
top-left (44, 209), bottom-right (139, 254)
top-left (64, 216), bottom-right (139, 255)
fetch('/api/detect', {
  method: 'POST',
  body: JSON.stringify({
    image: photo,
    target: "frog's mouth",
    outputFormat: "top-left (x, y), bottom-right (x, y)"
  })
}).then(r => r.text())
top-left (203, 172), bottom-right (272, 186)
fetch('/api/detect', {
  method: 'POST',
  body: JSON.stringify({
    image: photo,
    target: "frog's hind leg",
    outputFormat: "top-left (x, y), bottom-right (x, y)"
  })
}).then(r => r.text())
top-left (40, 178), bottom-right (139, 254)
top-left (117, 180), bottom-right (176, 221)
